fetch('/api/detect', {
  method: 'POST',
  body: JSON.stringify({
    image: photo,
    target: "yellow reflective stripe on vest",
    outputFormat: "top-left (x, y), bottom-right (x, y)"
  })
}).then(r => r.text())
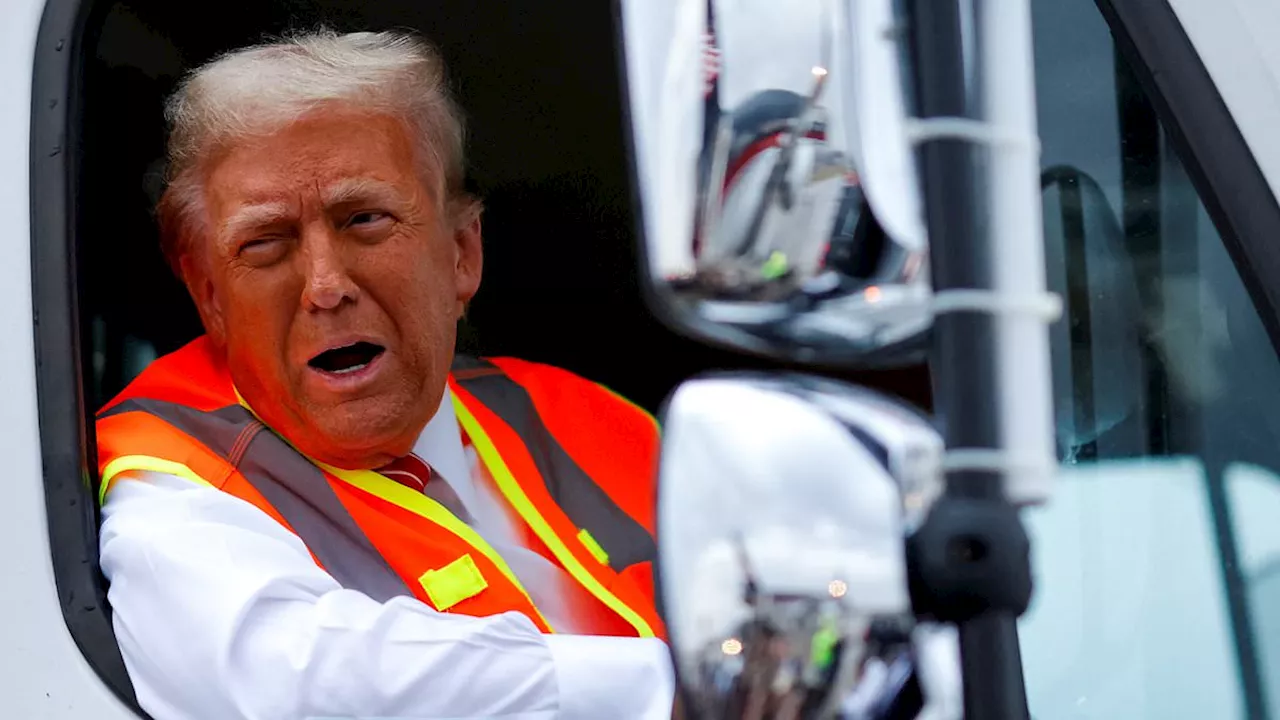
top-left (452, 394), bottom-right (657, 639)
top-left (316, 462), bottom-right (555, 632)
top-left (231, 385), bottom-right (555, 632)
top-left (99, 455), bottom-right (215, 505)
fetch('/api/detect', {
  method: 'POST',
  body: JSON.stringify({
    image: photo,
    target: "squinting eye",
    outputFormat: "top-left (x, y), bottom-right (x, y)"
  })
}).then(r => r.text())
top-left (238, 236), bottom-right (289, 266)
top-left (348, 211), bottom-right (391, 227)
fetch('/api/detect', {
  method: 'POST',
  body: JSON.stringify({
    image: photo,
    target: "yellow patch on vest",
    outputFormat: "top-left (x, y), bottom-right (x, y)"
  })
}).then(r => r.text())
top-left (419, 554), bottom-right (489, 611)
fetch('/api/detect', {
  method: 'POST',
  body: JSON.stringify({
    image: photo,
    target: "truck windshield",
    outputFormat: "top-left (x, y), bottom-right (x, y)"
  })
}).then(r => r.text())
top-left (1019, 1), bottom-right (1280, 718)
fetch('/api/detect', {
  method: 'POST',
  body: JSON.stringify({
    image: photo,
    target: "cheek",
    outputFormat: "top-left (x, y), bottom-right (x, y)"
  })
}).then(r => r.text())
top-left (381, 264), bottom-right (455, 331)
top-left (218, 271), bottom-right (300, 354)
top-left (361, 241), bottom-right (458, 339)
top-left (371, 230), bottom-right (454, 295)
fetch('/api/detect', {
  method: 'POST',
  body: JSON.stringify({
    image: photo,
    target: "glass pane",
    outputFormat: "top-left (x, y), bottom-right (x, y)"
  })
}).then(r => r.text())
top-left (1019, 1), bottom-right (1280, 717)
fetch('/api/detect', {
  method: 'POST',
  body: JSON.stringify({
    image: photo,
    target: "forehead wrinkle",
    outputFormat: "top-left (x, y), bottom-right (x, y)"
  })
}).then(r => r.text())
top-left (322, 177), bottom-right (403, 207)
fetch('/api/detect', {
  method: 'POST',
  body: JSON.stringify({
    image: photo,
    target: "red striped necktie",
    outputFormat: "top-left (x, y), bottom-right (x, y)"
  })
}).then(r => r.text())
top-left (376, 453), bottom-right (474, 524)
top-left (378, 453), bottom-right (433, 492)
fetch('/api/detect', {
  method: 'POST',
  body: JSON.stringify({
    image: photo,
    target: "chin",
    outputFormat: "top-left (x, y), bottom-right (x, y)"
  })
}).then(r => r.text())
top-left (310, 410), bottom-right (420, 466)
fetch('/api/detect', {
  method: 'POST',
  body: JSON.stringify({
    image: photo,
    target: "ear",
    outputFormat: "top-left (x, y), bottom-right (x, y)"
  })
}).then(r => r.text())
top-left (453, 205), bottom-right (483, 313)
top-left (179, 252), bottom-right (228, 348)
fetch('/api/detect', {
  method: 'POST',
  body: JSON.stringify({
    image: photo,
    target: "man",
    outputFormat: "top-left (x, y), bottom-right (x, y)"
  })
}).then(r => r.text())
top-left (96, 28), bottom-right (676, 720)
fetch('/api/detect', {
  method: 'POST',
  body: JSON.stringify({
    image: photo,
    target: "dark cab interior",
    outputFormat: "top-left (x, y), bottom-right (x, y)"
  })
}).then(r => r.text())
top-left (79, 0), bottom-right (933, 416)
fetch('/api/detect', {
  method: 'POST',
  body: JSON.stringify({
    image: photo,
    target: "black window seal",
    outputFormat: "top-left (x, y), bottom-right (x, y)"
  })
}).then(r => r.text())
top-left (1094, 2), bottom-right (1274, 718)
top-left (29, 0), bottom-right (146, 715)
top-left (1096, 0), bottom-right (1280, 362)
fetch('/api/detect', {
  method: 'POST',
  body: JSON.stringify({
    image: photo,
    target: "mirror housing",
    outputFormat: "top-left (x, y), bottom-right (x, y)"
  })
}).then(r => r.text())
top-left (618, 0), bottom-right (932, 368)
top-left (656, 374), bottom-right (958, 718)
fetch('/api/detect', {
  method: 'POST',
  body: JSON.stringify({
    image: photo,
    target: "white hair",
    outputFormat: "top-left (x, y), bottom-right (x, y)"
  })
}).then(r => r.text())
top-left (157, 28), bottom-right (470, 275)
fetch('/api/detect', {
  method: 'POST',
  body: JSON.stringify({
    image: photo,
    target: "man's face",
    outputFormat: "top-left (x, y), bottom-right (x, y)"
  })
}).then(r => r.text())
top-left (185, 107), bottom-right (482, 468)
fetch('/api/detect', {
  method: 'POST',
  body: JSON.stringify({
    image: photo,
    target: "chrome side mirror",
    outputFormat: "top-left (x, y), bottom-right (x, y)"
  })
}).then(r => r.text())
top-left (619, 0), bottom-right (931, 366)
top-left (657, 375), bottom-right (960, 719)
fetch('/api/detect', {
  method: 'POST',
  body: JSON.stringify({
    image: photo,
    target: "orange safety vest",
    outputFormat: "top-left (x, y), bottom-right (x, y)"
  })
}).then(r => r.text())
top-left (95, 336), bottom-right (665, 640)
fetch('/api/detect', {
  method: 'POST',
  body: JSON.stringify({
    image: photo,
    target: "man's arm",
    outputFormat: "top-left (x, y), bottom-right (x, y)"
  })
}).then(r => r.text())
top-left (100, 471), bottom-right (675, 720)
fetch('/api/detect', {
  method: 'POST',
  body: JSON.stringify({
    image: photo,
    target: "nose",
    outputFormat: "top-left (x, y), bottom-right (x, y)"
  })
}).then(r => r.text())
top-left (300, 226), bottom-right (359, 312)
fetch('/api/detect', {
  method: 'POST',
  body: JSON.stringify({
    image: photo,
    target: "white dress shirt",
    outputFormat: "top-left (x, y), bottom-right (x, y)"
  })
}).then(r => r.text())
top-left (99, 387), bottom-right (675, 720)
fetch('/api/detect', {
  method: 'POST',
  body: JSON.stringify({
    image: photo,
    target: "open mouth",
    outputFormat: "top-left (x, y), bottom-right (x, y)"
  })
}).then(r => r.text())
top-left (308, 341), bottom-right (386, 375)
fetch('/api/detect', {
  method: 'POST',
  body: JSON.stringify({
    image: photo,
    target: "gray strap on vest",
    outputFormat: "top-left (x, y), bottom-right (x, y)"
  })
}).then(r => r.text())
top-left (424, 467), bottom-right (476, 525)
top-left (451, 356), bottom-right (658, 572)
top-left (237, 427), bottom-right (415, 603)
top-left (103, 398), bottom-right (414, 603)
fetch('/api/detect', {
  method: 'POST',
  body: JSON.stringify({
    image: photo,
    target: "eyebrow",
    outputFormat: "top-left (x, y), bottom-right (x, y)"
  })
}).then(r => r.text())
top-left (216, 179), bottom-right (410, 246)
top-left (218, 202), bottom-right (293, 244)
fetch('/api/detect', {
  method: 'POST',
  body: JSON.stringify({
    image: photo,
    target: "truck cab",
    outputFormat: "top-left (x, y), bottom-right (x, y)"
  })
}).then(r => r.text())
top-left (6, 0), bottom-right (1280, 717)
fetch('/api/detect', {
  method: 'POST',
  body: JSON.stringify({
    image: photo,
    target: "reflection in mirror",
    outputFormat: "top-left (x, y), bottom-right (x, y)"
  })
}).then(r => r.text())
top-left (620, 0), bottom-right (931, 366)
top-left (656, 374), bottom-right (959, 719)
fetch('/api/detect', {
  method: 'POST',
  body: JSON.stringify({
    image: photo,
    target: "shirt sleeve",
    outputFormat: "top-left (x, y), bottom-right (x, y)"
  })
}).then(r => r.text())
top-left (99, 470), bottom-right (675, 720)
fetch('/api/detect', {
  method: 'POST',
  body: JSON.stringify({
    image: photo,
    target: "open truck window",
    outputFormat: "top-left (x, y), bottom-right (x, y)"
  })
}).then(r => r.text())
top-left (26, 0), bottom-right (1280, 717)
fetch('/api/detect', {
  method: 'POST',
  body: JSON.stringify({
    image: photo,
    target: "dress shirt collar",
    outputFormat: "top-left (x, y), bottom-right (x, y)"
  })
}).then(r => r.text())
top-left (411, 386), bottom-right (476, 508)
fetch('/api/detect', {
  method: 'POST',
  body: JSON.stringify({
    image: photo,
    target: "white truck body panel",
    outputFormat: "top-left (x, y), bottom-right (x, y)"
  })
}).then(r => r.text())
top-left (1, 0), bottom-right (136, 715)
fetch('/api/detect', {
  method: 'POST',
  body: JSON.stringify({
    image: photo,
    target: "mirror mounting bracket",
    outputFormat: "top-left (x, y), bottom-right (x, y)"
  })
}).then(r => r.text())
top-left (904, 491), bottom-right (1033, 623)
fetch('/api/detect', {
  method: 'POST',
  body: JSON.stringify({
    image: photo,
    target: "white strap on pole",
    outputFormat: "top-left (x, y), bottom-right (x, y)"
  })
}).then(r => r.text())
top-left (929, 288), bottom-right (1063, 322)
top-left (941, 449), bottom-right (1056, 506)
top-left (903, 116), bottom-right (1042, 153)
